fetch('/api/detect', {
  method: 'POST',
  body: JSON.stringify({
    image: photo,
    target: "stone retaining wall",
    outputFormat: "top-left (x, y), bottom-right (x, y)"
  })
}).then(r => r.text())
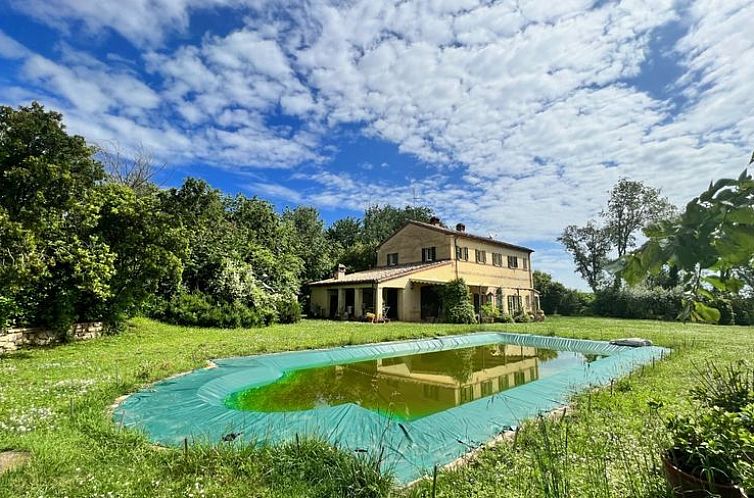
top-left (0, 322), bottom-right (103, 354)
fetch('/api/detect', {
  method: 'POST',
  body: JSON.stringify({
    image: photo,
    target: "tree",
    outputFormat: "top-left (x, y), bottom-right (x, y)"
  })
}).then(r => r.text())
top-left (533, 271), bottom-right (589, 315)
top-left (0, 103), bottom-right (113, 330)
top-left (602, 179), bottom-right (675, 257)
top-left (99, 144), bottom-right (163, 196)
top-left (283, 206), bottom-right (335, 283)
top-left (331, 205), bottom-right (436, 271)
top-left (95, 184), bottom-right (187, 323)
top-left (558, 222), bottom-right (613, 292)
top-left (619, 161), bottom-right (754, 323)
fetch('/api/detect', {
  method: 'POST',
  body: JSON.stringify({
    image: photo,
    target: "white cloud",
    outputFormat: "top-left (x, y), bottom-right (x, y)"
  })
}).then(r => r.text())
top-left (2, 0), bottom-right (754, 288)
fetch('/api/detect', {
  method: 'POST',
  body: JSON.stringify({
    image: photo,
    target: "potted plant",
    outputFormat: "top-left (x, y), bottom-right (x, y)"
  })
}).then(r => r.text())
top-left (663, 405), bottom-right (752, 497)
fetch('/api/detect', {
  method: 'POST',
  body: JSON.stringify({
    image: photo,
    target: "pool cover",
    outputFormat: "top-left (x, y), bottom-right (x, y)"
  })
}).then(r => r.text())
top-left (114, 332), bottom-right (668, 483)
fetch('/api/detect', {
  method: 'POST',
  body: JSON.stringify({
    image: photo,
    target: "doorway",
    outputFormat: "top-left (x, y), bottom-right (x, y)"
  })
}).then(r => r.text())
top-left (420, 285), bottom-right (442, 321)
top-left (383, 288), bottom-right (399, 320)
top-left (328, 291), bottom-right (338, 319)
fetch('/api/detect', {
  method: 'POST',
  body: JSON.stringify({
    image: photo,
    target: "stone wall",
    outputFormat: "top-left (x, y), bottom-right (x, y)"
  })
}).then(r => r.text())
top-left (0, 322), bottom-right (103, 354)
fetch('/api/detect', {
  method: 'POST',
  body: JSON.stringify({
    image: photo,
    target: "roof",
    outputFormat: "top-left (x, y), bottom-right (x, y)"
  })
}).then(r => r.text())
top-left (377, 220), bottom-right (535, 253)
top-left (309, 260), bottom-right (451, 286)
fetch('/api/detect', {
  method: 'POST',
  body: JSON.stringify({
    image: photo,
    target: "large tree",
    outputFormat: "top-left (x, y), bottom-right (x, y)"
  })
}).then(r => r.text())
top-left (0, 103), bottom-right (184, 330)
top-left (602, 179), bottom-right (675, 257)
top-left (558, 222), bottom-right (613, 292)
top-left (0, 103), bottom-right (112, 330)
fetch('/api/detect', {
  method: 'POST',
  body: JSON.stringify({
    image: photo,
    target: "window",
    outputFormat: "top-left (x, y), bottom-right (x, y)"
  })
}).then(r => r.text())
top-left (475, 249), bottom-right (487, 264)
top-left (523, 257), bottom-right (528, 270)
top-left (456, 246), bottom-right (469, 261)
top-left (422, 246), bottom-right (437, 262)
top-left (525, 295), bottom-right (530, 309)
top-left (492, 253), bottom-right (503, 266)
top-left (507, 295), bottom-right (522, 313)
top-left (514, 371), bottom-right (526, 386)
top-left (386, 252), bottom-right (399, 266)
top-left (461, 385), bottom-right (474, 403)
top-left (498, 375), bottom-right (510, 391)
top-left (423, 384), bottom-right (440, 400)
top-left (481, 381), bottom-right (493, 396)
top-left (507, 255), bottom-right (519, 269)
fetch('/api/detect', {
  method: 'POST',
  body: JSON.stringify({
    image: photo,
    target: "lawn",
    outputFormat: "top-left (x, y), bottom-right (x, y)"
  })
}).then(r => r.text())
top-left (0, 316), bottom-right (752, 497)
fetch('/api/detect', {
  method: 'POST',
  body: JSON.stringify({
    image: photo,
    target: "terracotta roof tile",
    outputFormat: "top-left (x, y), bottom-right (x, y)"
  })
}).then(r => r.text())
top-left (309, 260), bottom-right (451, 286)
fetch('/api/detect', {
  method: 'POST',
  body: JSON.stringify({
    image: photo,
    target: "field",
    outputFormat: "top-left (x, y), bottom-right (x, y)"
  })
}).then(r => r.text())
top-left (1, 317), bottom-right (752, 497)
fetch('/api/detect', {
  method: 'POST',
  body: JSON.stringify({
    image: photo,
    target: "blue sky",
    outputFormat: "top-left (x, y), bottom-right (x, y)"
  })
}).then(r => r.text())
top-left (1, 0), bottom-right (752, 290)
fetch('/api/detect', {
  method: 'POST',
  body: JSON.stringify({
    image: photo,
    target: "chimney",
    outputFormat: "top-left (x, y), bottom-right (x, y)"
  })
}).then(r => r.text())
top-left (335, 263), bottom-right (346, 280)
top-left (429, 216), bottom-right (441, 226)
top-left (455, 223), bottom-right (466, 232)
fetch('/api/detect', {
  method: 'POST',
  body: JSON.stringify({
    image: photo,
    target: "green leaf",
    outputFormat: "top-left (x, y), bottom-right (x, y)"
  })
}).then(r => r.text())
top-left (726, 207), bottom-right (754, 225)
top-left (702, 275), bottom-right (727, 291)
top-left (692, 301), bottom-right (721, 323)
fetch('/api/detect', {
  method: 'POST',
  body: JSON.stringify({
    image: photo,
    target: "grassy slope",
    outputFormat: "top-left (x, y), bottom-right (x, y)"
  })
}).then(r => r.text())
top-left (0, 317), bottom-right (752, 497)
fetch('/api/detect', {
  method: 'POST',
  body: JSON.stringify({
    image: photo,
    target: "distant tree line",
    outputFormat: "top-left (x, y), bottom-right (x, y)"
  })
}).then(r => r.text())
top-left (0, 103), bottom-right (437, 332)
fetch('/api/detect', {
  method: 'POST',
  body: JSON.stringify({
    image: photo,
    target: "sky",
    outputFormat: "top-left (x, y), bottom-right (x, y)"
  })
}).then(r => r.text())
top-left (0, 0), bottom-right (752, 290)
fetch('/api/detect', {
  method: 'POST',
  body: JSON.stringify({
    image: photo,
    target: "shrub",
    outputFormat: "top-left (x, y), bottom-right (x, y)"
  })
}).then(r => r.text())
top-left (0, 295), bottom-right (17, 331)
top-left (732, 297), bottom-right (754, 326)
top-left (480, 302), bottom-right (499, 322)
top-left (277, 297), bottom-right (302, 324)
top-left (592, 286), bottom-right (683, 320)
top-left (713, 298), bottom-right (736, 325)
top-left (159, 292), bottom-right (263, 328)
top-left (497, 313), bottom-right (515, 323)
top-left (441, 279), bottom-right (476, 324)
top-left (513, 310), bottom-right (532, 323)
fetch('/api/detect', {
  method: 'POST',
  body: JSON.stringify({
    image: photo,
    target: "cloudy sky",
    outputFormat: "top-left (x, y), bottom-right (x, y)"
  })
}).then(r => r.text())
top-left (0, 0), bottom-right (752, 289)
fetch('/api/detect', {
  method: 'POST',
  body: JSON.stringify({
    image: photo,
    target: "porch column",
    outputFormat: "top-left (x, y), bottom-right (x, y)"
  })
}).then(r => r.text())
top-left (337, 288), bottom-right (346, 318)
top-left (375, 285), bottom-right (384, 319)
top-left (354, 288), bottom-right (363, 318)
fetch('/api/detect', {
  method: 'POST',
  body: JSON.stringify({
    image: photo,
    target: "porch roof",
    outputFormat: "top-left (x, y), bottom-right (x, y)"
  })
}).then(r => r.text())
top-left (309, 260), bottom-right (451, 286)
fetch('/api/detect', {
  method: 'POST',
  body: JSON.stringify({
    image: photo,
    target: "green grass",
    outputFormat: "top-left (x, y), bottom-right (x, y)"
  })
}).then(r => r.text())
top-left (0, 316), bottom-right (752, 497)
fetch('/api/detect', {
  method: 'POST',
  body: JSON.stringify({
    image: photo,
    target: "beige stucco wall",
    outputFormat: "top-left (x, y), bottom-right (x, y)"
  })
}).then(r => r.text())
top-left (377, 224), bottom-right (452, 267)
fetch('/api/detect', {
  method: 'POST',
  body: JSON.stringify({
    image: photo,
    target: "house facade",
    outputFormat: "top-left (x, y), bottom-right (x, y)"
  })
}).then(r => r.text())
top-left (309, 218), bottom-right (538, 322)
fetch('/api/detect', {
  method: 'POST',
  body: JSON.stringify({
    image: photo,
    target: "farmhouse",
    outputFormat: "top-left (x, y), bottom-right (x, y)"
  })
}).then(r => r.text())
top-left (309, 218), bottom-right (538, 322)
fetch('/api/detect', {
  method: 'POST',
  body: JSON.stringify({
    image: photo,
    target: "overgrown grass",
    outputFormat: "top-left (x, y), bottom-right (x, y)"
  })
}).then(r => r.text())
top-left (0, 316), bottom-right (752, 497)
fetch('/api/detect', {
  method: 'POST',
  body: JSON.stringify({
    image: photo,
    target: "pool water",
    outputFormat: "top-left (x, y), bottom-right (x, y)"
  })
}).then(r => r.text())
top-left (226, 344), bottom-right (595, 421)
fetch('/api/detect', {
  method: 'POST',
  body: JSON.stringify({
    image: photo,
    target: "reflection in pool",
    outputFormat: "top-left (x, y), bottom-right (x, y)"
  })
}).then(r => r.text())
top-left (226, 344), bottom-right (594, 420)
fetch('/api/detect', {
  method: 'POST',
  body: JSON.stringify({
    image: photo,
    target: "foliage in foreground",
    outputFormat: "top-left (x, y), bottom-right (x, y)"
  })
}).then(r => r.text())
top-left (620, 166), bottom-right (754, 323)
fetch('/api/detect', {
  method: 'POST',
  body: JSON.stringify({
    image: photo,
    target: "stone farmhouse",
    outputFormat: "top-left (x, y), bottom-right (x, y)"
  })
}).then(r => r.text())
top-left (309, 218), bottom-right (539, 322)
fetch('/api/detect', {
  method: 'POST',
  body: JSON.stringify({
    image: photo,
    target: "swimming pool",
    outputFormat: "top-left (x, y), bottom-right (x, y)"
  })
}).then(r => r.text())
top-left (114, 332), bottom-right (667, 483)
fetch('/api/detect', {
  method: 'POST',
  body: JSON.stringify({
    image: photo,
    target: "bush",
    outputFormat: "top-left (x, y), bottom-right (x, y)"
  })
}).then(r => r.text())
top-left (497, 313), bottom-right (515, 323)
top-left (513, 310), bottom-right (532, 323)
top-left (159, 292), bottom-right (263, 328)
top-left (480, 302), bottom-right (499, 322)
top-left (441, 279), bottom-right (476, 324)
top-left (0, 295), bottom-right (17, 331)
top-left (277, 297), bottom-right (302, 324)
top-left (714, 298), bottom-right (735, 325)
top-left (592, 286), bottom-right (683, 320)
top-left (732, 297), bottom-right (754, 326)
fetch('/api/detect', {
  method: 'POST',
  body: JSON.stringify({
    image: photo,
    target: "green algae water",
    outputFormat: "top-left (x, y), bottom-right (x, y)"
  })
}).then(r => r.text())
top-left (226, 343), bottom-right (594, 421)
